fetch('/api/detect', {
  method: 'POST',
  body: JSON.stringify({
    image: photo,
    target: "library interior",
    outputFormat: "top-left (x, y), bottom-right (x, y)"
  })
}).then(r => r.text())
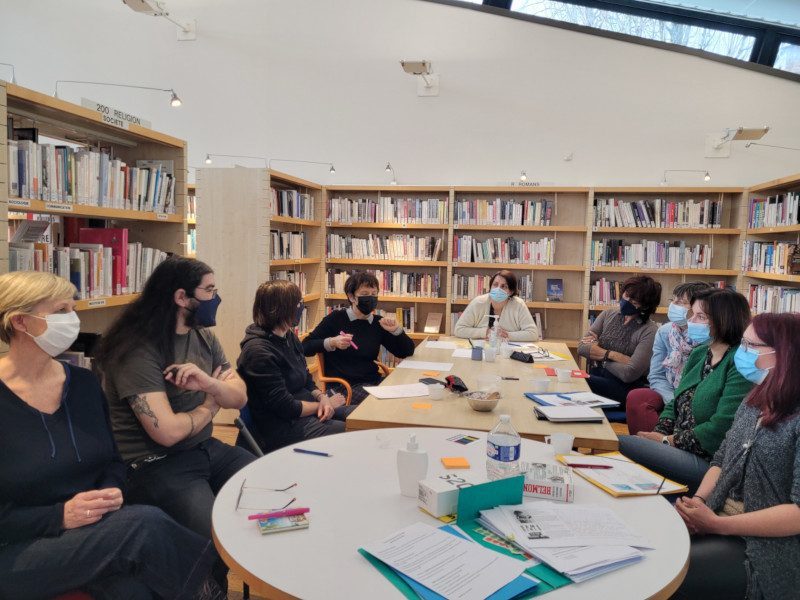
top-left (1, 1), bottom-right (800, 599)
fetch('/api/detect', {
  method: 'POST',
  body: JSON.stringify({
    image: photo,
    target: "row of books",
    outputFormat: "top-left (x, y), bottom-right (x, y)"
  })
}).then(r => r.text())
top-left (7, 141), bottom-right (175, 213)
top-left (453, 235), bottom-right (555, 265)
top-left (270, 230), bottom-right (306, 260)
top-left (10, 238), bottom-right (167, 299)
top-left (741, 241), bottom-right (800, 275)
top-left (271, 188), bottom-right (315, 220)
top-left (453, 197), bottom-right (555, 226)
top-left (591, 277), bottom-right (728, 307)
top-left (747, 284), bottom-right (800, 314)
top-left (325, 268), bottom-right (442, 297)
top-left (187, 194), bottom-right (197, 221)
top-left (326, 233), bottom-right (444, 261)
top-left (186, 229), bottom-right (196, 255)
top-left (590, 239), bottom-right (712, 270)
top-left (327, 197), bottom-right (448, 224)
top-left (592, 197), bottom-right (723, 229)
top-left (271, 270), bottom-right (308, 295)
top-left (451, 273), bottom-right (534, 301)
top-left (748, 193), bottom-right (799, 229)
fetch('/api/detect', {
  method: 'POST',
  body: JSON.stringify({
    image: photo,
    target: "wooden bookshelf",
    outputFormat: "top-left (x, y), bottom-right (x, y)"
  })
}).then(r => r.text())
top-left (271, 215), bottom-right (322, 227)
top-left (1, 81), bottom-right (188, 343)
top-left (743, 271), bottom-right (800, 283)
top-left (327, 222), bottom-right (448, 230)
top-left (270, 257), bottom-right (321, 267)
top-left (452, 262), bottom-right (584, 271)
top-left (590, 304), bottom-right (668, 314)
top-left (747, 224), bottom-right (800, 235)
top-left (453, 224), bottom-right (587, 232)
top-left (591, 266), bottom-right (739, 276)
top-left (592, 226), bottom-right (739, 235)
top-left (326, 293), bottom-right (447, 304)
top-left (326, 258), bottom-right (448, 267)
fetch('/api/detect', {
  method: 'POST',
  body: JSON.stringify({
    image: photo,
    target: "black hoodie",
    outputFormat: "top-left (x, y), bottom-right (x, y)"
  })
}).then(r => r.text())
top-left (237, 324), bottom-right (318, 446)
top-left (0, 363), bottom-right (126, 544)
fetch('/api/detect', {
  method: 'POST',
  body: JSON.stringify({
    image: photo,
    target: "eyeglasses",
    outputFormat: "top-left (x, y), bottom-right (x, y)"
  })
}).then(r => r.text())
top-left (195, 286), bottom-right (219, 298)
top-left (741, 338), bottom-right (772, 354)
top-left (235, 479), bottom-right (298, 512)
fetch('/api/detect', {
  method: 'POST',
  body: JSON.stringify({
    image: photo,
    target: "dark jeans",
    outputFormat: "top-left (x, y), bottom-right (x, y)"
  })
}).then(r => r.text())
top-left (127, 438), bottom-right (255, 539)
top-left (242, 404), bottom-right (357, 454)
top-left (0, 505), bottom-right (217, 600)
top-left (587, 366), bottom-right (647, 407)
top-left (618, 434), bottom-right (710, 495)
top-left (328, 379), bottom-right (383, 405)
top-left (672, 535), bottom-right (747, 600)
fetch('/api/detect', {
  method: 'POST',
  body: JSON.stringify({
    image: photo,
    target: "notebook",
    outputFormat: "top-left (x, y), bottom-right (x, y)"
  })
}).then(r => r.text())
top-left (534, 405), bottom-right (604, 422)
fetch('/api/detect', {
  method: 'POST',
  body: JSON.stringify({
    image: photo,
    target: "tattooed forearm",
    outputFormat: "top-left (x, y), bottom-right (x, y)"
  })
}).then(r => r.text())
top-left (127, 394), bottom-right (159, 428)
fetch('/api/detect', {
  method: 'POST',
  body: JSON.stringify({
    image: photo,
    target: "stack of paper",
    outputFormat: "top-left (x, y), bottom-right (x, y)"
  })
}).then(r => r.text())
top-left (533, 405), bottom-right (604, 422)
top-left (477, 502), bottom-right (651, 582)
top-left (526, 391), bottom-right (620, 409)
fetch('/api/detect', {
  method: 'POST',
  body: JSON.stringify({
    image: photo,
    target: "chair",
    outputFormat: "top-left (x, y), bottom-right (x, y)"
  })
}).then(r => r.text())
top-left (314, 353), bottom-right (394, 405)
top-left (235, 404), bottom-right (264, 458)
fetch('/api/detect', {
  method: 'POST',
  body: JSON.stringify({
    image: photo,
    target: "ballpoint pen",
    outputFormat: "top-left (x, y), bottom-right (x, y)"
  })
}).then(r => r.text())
top-left (294, 448), bottom-right (332, 457)
top-left (567, 464), bottom-right (613, 469)
top-left (248, 507), bottom-right (310, 520)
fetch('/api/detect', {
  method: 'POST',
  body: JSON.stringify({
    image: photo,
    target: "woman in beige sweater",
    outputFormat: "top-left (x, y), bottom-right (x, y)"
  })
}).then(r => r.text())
top-left (454, 270), bottom-right (539, 342)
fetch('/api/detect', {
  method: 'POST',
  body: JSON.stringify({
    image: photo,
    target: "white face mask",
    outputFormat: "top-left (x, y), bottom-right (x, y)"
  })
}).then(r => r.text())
top-left (26, 312), bottom-right (81, 357)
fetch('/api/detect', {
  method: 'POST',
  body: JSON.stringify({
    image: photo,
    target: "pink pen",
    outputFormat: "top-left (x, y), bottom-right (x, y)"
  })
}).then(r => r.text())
top-left (248, 507), bottom-right (310, 521)
top-left (340, 331), bottom-right (358, 350)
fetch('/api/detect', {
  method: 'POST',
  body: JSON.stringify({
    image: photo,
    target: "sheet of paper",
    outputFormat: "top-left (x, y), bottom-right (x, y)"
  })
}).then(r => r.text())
top-left (559, 392), bottom-right (620, 408)
top-left (560, 455), bottom-right (686, 495)
top-left (531, 545), bottom-right (641, 576)
top-left (397, 360), bottom-right (454, 372)
top-left (425, 340), bottom-right (459, 350)
top-left (498, 503), bottom-right (652, 549)
top-left (362, 382), bottom-right (430, 399)
top-left (362, 523), bottom-right (526, 600)
top-left (452, 348), bottom-right (474, 358)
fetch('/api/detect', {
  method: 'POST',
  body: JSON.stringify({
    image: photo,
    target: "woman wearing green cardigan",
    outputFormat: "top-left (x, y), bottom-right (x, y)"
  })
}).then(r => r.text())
top-left (618, 288), bottom-right (753, 494)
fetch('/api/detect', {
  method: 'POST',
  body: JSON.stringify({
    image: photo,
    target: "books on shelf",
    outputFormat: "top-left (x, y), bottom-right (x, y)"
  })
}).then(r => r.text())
top-left (452, 273), bottom-right (533, 301)
top-left (592, 197), bottom-right (722, 228)
top-left (741, 241), bottom-right (799, 275)
top-left (6, 140), bottom-right (175, 213)
top-left (590, 278), bottom-right (622, 306)
top-left (546, 278), bottom-right (563, 302)
top-left (186, 228), bottom-right (196, 255)
top-left (747, 284), bottom-right (800, 314)
top-left (590, 239), bottom-right (711, 269)
top-left (748, 193), bottom-right (799, 229)
top-left (186, 193), bottom-right (197, 221)
top-left (326, 233), bottom-right (443, 261)
top-left (327, 196), bottom-right (448, 224)
top-left (326, 268), bottom-right (442, 298)
top-left (454, 197), bottom-right (554, 226)
top-left (453, 235), bottom-right (555, 265)
top-left (270, 188), bottom-right (315, 220)
top-left (272, 270), bottom-right (308, 294)
top-left (270, 230), bottom-right (307, 260)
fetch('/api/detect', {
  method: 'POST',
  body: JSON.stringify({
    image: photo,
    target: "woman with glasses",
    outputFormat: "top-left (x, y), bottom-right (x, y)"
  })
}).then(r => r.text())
top-left (619, 287), bottom-right (753, 494)
top-left (239, 280), bottom-right (355, 453)
top-left (578, 275), bottom-right (662, 404)
top-left (303, 271), bottom-right (415, 405)
top-left (626, 282), bottom-right (714, 434)
top-left (673, 312), bottom-right (800, 600)
top-left (99, 257), bottom-right (254, 571)
top-left (0, 271), bottom-right (223, 600)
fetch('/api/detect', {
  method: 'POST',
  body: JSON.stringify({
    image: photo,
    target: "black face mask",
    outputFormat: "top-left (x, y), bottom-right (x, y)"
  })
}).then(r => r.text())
top-left (187, 294), bottom-right (222, 328)
top-left (619, 297), bottom-right (640, 317)
top-left (292, 301), bottom-right (305, 328)
top-left (355, 295), bottom-right (378, 315)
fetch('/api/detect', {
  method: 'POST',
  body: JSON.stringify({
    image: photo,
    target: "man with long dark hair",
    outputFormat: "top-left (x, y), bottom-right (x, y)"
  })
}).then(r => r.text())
top-left (100, 257), bottom-right (254, 544)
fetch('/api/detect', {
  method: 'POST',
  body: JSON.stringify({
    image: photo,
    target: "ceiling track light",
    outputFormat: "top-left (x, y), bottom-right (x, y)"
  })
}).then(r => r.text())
top-left (53, 80), bottom-right (182, 107)
top-left (661, 169), bottom-right (711, 186)
top-left (268, 158), bottom-right (336, 175)
top-left (0, 62), bottom-right (16, 84)
top-left (385, 162), bottom-right (397, 185)
top-left (520, 170), bottom-right (528, 182)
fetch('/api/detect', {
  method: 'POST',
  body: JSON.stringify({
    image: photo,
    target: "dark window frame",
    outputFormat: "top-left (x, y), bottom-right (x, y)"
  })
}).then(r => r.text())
top-left (423, 0), bottom-right (800, 84)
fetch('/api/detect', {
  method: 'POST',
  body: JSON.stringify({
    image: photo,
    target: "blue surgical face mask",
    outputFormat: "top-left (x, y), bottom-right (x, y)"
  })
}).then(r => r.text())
top-left (686, 321), bottom-right (710, 344)
top-left (619, 297), bottom-right (639, 316)
top-left (191, 294), bottom-right (222, 328)
top-left (667, 302), bottom-right (688, 325)
top-left (489, 287), bottom-right (509, 303)
top-left (734, 345), bottom-right (775, 385)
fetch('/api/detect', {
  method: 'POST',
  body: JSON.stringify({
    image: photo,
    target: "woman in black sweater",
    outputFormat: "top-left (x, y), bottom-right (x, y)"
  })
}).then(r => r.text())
top-left (303, 271), bottom-right (415, 404)
top-left (238, 279), bottom-right (355, 453)
top-left (0, 271), bottom-right (220, 600)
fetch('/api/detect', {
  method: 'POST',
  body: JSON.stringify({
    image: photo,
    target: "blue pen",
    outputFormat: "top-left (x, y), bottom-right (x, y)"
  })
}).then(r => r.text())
top-left (293, 448), bottom-right (332, 457)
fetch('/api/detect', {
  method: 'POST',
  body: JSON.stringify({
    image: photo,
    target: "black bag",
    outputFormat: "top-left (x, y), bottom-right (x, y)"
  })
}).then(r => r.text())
top-left (445, 375), bottom-right (469, 393)
top-left (510, 351), bottom-right (534, 363)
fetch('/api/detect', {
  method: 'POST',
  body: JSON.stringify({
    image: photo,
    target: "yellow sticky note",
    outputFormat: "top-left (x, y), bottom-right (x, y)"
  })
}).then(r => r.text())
top-left (441, 457), bottom-right (470, 469)
top-left (423, 371), bottom-right (440, 377)
top-left (412, 402), bottom-right (432, 410)
top-left (551, 352), bottom-right (571, 361)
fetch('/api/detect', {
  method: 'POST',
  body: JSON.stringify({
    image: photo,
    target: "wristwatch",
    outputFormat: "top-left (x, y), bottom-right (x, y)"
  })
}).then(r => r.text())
top-left (661, 436), bottom-right (671, 446)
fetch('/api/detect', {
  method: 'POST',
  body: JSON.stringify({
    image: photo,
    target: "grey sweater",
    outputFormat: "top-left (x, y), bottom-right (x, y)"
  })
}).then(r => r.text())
top-left (577, 307), bottom-right (658, 383)
top-left (708, 402), bottom-right (800, 600)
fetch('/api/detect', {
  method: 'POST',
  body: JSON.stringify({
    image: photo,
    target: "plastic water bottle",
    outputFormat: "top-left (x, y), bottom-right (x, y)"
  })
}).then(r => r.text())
top-left (486, 414), bottom-right (521, 480)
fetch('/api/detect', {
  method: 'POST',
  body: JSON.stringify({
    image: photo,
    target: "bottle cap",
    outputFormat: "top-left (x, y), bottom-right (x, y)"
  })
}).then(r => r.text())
top-left (407, 434), bottom-right (418, 450)
top-left (500, 414), bottom-right (510, 423)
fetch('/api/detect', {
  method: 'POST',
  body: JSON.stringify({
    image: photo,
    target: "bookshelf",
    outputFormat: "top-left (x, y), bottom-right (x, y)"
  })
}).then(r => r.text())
top-left (1, 81), bottom-right (188, 340)
top-left (742, 172), bottom-right (800, 314)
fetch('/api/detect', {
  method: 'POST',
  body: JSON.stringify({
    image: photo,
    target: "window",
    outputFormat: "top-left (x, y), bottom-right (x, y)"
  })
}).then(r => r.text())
top-left (510, 0), bottom-right (756, 60)
top-left (774, 41), bottom-right (800, 74)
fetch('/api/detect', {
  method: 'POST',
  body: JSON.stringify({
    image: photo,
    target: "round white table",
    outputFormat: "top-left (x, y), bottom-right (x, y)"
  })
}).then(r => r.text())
top-left (212, 428), bottom-right (689, 600)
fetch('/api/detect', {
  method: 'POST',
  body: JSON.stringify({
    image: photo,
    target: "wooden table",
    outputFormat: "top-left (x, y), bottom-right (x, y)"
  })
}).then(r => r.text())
top-left (346, 338), bottom-right (619, 451)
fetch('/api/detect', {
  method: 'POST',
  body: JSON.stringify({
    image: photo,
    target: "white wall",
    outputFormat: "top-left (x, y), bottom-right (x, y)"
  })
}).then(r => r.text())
top-left (1, 0), bottom-right (798, 186)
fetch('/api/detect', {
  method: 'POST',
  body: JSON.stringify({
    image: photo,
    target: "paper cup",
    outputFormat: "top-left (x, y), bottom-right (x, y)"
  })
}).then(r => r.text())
top-left (544, 433), bottom-right (575, 455)
top-left (427, 383), bottom-right (444, 400)
top-left (556, 368), bottom-right (572, 383)
top-left (528, 379), bottom-right (551, 393)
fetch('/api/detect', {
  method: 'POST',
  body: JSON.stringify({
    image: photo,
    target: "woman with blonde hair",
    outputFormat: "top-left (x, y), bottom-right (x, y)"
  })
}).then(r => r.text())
top-left (0, 271), bottom-right (222, 600)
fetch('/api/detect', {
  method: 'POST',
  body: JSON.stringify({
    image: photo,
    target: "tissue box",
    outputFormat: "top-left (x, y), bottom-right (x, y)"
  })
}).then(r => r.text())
top-left (521, 461), bottom-right (574, 502)
top-left (418, 473), bottom-right (484, 517)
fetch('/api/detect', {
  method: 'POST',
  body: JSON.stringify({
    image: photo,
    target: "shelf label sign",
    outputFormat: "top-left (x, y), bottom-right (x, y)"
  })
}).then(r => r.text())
top-left (156, 213), bottom-right (168, 220)
top-left (81, 98), bottom-right (152, 130)
top-left (87, 299), bottom-right (107, 307)
top-left (44, 203), bottom-right (73, 212)
top-left (9, 198), bottom-right (31, 208)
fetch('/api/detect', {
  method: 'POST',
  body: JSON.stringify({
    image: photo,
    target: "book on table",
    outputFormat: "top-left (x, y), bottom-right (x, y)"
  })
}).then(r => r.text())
top-left (558, 452), bottom-right (688, 497)
top-left (257, 513), bottom-right (309, 534)
top-left (525, 391), bottom-right (620, 409)
top-left (534, 405), bottom-right (604, 422)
